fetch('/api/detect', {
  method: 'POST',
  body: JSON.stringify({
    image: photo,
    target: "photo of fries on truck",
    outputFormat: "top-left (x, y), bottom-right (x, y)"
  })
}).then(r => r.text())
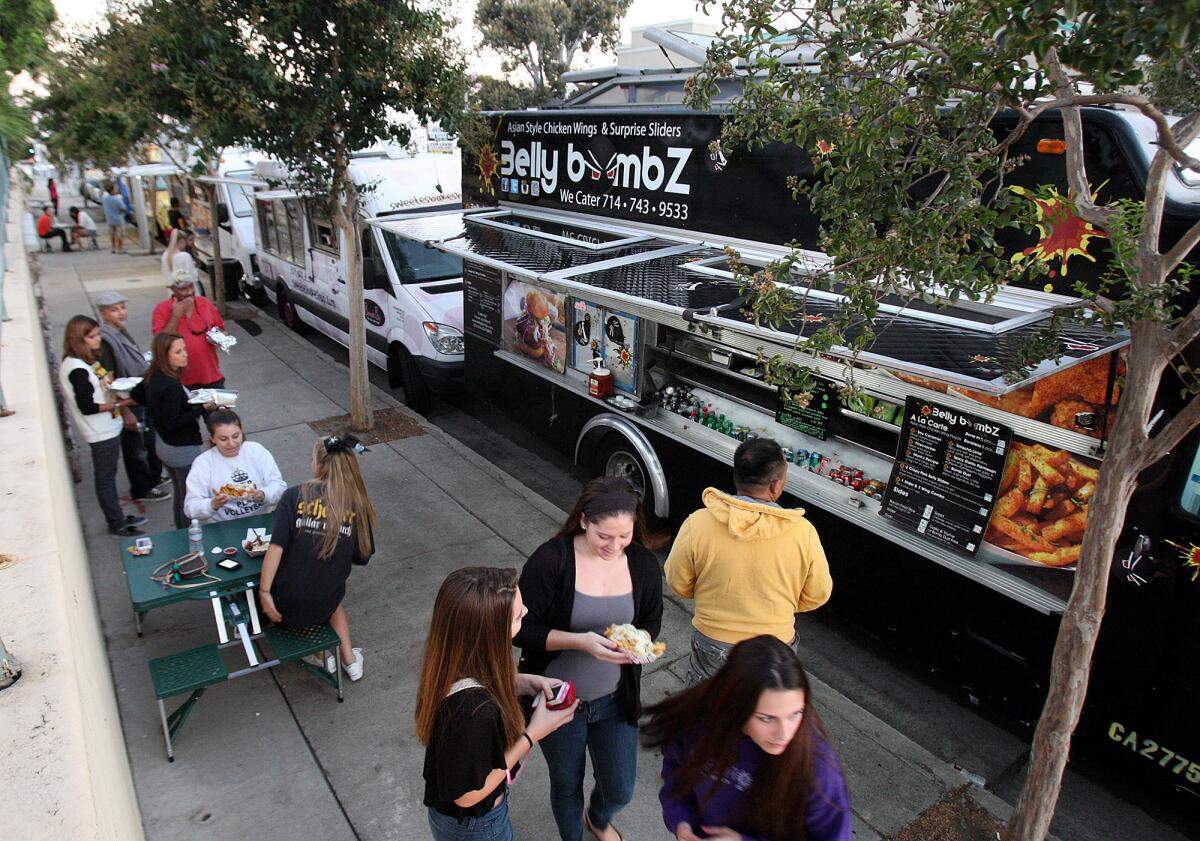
top-left (985, 441), bottom-right (1099, 568)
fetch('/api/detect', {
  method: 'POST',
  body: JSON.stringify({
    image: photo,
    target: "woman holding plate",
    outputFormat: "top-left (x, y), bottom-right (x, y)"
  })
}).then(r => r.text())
top-left (184, 409), bottom-right (286, 523)
top-left (514, 476), bottom-right (663, 841)
top-left (131, 332), bottom-right (215, 528)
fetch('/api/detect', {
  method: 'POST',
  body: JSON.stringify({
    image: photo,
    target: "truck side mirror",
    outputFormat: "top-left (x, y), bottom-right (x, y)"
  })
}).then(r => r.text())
top-left (216, 203), bottom-right (229, 224)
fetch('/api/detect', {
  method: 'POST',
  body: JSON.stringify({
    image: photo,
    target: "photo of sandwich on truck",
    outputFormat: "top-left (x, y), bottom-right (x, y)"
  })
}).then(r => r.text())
top-left (375, 77), bottom-right (1200, 805)
top-left (251, 147), bottom-right (465, 413)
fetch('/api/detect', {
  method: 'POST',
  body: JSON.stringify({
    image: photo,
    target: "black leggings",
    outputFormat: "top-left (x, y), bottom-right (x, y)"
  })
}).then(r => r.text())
top-left (168, 465), bottom-right (190, 530)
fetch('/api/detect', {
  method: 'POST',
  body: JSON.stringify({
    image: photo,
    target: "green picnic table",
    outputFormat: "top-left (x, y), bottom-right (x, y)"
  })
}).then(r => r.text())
top-left (120, 513), bottom-right (272, 634)
top-left (120, 513), bottom-right (343, 760)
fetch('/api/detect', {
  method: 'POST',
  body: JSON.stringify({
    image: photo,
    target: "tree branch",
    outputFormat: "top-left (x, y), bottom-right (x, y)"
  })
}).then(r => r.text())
top-left (1026, 95), bottom-right (1200, 171)
top-left (1162, 216), bottom-right (1200, 278)
top-left (1044, 50), bottom-right (1114, 228)
top-left (1140, 392), bottom-right (1200, 471)
top-left (1164, 299), bottom-right (1200, 359)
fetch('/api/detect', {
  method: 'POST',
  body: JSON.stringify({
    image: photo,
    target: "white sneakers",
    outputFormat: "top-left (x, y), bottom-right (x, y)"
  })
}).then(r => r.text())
top-left (343, 648), bottom-right (364, 682)
top-left (316, 648), bottom-right (363, 681)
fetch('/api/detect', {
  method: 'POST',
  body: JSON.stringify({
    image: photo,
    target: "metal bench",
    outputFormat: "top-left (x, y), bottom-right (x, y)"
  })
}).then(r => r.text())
top-left (148, 621), bottom-right (342, 761)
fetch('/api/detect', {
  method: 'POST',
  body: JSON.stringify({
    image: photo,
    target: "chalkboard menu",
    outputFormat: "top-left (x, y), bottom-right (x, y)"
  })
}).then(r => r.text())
top-left (464, 260), bottom-right (502, 344)
top-left (775, 379), bottom-right (834, 440)
top-left (881, 397), bottom-right (1012, 555)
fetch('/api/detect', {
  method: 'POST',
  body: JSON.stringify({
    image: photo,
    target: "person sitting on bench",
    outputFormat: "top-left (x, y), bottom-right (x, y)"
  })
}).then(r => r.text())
top-left (37, 206), bottom-right (72, 252)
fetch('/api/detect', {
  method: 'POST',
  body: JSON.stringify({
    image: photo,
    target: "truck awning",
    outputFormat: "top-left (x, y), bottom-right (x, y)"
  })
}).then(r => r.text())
top-left (116, 163), bottom-right (183, 178)
top-left (392, 208), bottom-right (1129, 395)
top-left (194, 174), bottom-right (267, 187)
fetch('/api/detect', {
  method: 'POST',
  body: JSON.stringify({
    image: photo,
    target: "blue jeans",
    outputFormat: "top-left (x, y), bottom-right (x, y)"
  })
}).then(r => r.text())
top-left (538, 691), bottom-right (637, 841)
top-left (427, 796), bottom-right (513, 841)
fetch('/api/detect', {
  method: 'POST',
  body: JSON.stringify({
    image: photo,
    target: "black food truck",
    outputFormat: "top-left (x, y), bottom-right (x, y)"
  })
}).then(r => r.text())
top-left (371, 54), bottom-right (1200, 804)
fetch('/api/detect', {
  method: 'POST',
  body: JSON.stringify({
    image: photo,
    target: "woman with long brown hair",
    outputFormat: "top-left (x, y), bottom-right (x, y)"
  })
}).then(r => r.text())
top-left (59, 314), bottom-right (144, 537)
top-left (259, 434), bottom-right (376, 681)
top-left (642, 635), bottom-right (852, 841)
top-left (417, 567), bottom-right (577, 841)
top-left (130, 331), bottom-right (214, 528)
top-left (514, 476), bottom-right (663, 841)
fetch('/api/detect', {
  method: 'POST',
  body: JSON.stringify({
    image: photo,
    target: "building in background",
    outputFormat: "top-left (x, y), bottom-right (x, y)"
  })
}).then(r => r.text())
top-left (616, 19), bottom-right (718, 69)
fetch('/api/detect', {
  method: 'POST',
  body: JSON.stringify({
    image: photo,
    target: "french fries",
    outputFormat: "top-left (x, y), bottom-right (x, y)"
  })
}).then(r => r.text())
top-left (985, 442), bottom-right (1098, 569)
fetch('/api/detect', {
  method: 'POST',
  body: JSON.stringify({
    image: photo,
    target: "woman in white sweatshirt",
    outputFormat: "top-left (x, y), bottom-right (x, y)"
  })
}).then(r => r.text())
top-left (184, 409), bottom-right (286, 523)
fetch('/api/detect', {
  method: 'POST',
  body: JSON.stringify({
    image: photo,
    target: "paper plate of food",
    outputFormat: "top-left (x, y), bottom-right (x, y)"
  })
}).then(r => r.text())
top-left (188, 388), bottom-right (239, 407)
top-left (242, 530), bottom-right (271, 557)
top-left (110, 376), bottom-right (142, 394)
top-left (605, 623), bottom-right (667, 665)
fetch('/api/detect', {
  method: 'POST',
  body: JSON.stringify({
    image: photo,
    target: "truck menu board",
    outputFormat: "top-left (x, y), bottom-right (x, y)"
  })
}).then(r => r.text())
top-left (881, 397), bottom-right (1013, 555)
top-left (463, 260), bottom-right (502, 345)
top-left (775, 379), bottom-right (834, 440)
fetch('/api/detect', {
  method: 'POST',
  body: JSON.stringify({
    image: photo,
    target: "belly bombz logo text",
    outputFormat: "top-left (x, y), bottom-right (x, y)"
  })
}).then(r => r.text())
top-left (499, 139), bottom-right (692, 197)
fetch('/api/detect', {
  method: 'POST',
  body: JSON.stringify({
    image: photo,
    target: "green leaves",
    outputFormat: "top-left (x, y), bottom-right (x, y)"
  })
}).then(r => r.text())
top-left (688, 0), bottom-right (1198, 384)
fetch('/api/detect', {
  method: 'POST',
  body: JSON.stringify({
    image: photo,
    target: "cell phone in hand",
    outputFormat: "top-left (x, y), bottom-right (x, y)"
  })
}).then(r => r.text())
top-left (547, 681), bottom-right (576, 710)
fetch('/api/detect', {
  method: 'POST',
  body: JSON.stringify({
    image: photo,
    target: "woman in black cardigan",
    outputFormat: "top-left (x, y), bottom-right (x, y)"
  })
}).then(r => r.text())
top-left (515, 476), bottom-right (663, 841)
top-left (131, 331), bottom-right (214, 528)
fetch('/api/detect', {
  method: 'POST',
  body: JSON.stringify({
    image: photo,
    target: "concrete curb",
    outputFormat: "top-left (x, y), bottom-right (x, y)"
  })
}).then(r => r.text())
top-left (0, 177), bottom-right (145, 839)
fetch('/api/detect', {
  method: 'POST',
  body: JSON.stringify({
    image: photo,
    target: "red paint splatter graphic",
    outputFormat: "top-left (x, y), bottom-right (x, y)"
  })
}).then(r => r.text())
top-left (1010, 186), bottom-right (1108, 283)
top-left (476, 144), bottom-right (499, 196)
top-left (816, 139), bottom-right (836, 158)
top-left (1166, 539), bottom-right (1200, 582)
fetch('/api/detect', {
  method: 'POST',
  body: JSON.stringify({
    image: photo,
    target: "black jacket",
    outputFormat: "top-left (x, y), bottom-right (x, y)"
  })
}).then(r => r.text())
top-left (132, 374), bottom-right (204, 446)
top-left (515, 535), bottom-right (663, 726)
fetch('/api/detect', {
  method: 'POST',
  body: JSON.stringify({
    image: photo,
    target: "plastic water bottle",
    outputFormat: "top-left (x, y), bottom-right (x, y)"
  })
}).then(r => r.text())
top-left (188, 519), bottom-right (204, 555)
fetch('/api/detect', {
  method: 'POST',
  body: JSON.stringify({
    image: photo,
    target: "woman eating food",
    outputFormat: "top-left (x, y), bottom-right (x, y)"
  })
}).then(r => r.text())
top-left (131, 331), bottom-right (215, 529)
top-left (59, 315), bottom-right (145, 537)
top-left (183, 409), bottom-right (285, 523)
top-left (258, 434), bottom-right (375, 681)
top-left (514, 476), bottom-right (663, 841)
top-left (416, 567), bottom-right (578, 841)
top-left (642, 635), bottom-right (852, 841)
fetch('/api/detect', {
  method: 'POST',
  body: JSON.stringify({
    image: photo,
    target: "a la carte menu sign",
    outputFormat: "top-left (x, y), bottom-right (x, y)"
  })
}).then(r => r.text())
top-left (463, 111), bottom-right (819, 248)
top-left (881, 398), bottom-right (1013, 555)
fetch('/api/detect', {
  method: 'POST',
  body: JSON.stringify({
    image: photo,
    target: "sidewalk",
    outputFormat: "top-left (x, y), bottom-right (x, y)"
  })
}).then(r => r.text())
top-left (15, 238), bottom-right (1184, 839)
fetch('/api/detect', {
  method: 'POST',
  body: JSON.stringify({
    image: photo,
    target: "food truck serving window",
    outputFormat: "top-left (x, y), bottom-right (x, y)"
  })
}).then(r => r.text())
top-left (382, 230), bottom-right (464, 284)
top-left (683, 255), bottom-right (1067, 334)
top-left (470, 211), bottom-right (650, 250)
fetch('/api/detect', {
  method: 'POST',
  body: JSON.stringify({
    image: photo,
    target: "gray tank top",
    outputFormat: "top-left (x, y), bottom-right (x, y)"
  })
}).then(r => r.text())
top-left (545, 591), bottom-right (635, 701)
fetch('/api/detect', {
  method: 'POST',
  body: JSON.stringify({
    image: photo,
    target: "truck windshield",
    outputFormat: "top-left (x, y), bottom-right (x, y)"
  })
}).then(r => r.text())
top-left (224, 170), bottom-right (254, 217)
top-left (382, 230), bottom-right (464, 284)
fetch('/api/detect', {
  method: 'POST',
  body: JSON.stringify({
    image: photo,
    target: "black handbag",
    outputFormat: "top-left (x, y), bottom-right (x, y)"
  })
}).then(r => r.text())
top-left (151, 552), bottom-right (218, 589)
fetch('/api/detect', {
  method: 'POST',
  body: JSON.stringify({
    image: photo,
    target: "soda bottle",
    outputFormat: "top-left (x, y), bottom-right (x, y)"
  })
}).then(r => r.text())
top-left (188, 519), bottom-right (204, 555)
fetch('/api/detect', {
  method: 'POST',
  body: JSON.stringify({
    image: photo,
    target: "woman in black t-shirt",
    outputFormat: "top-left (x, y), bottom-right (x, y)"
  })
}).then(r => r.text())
top-left (416, 567), bottom-right (579, 841)
top-left (260, 434), bottom-right (376, 682)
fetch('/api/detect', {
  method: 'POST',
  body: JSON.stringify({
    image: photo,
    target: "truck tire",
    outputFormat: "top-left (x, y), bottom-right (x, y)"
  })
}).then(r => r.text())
top-left (389, 343), bottom-right (432, 415)
top-left (276, 288), bottom-right (309, 335)
top-left (595, 436), bottom-right (659, 522)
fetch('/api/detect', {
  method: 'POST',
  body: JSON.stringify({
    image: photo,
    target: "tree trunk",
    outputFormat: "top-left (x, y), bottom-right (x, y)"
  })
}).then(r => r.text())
top-left (208, 182), bottom-right (226, 316)
top-left (1001, 322), bottom-right (1162, 841)
top-left (337, 176), bottom-right (373, 432)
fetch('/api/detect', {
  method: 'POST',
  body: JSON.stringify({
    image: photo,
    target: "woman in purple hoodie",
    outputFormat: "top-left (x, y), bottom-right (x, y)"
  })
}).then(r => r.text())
top-left (642, 636), bottom-right (851, 841)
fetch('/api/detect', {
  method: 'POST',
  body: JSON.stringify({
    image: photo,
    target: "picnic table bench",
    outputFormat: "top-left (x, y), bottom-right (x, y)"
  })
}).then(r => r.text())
top-left (122, 515), bottom-right (343, 760)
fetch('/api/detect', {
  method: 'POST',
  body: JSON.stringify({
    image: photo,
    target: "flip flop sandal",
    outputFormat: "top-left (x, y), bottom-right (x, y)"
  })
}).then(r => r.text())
top-left (0, 409), bottom-right (14, 418)
top-left (584, 814), bottom-right (624, 841)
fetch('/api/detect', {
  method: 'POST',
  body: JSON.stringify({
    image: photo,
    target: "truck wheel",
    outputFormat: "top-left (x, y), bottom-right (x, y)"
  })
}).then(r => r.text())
top-left (389, 344), bottom-right (432, 415)
top-left (596, 437), bottom-right (658, 521)
top-left (276, 288), bottom-right (309, 335)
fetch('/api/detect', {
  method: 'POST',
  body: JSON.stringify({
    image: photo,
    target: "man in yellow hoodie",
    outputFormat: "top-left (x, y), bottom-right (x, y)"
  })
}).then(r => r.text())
top-left (665, 437), bottom-right (833, 685)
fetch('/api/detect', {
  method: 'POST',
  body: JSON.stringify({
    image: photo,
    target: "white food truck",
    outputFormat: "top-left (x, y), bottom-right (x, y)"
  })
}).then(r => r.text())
top-left (252, 149), bottom-right (464, 411)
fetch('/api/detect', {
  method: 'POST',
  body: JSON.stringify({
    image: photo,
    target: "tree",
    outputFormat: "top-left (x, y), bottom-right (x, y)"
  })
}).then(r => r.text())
top-left (475, 0), bottom-right (632, 99)
top-left (686, 2), bottom-right (1199, 839)
top-left (470, 75), bottom-right (544, 112)
top-left (0, 0), bottom-right (55, 151)
top-left (151, 0), bottom-right (468, 430)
